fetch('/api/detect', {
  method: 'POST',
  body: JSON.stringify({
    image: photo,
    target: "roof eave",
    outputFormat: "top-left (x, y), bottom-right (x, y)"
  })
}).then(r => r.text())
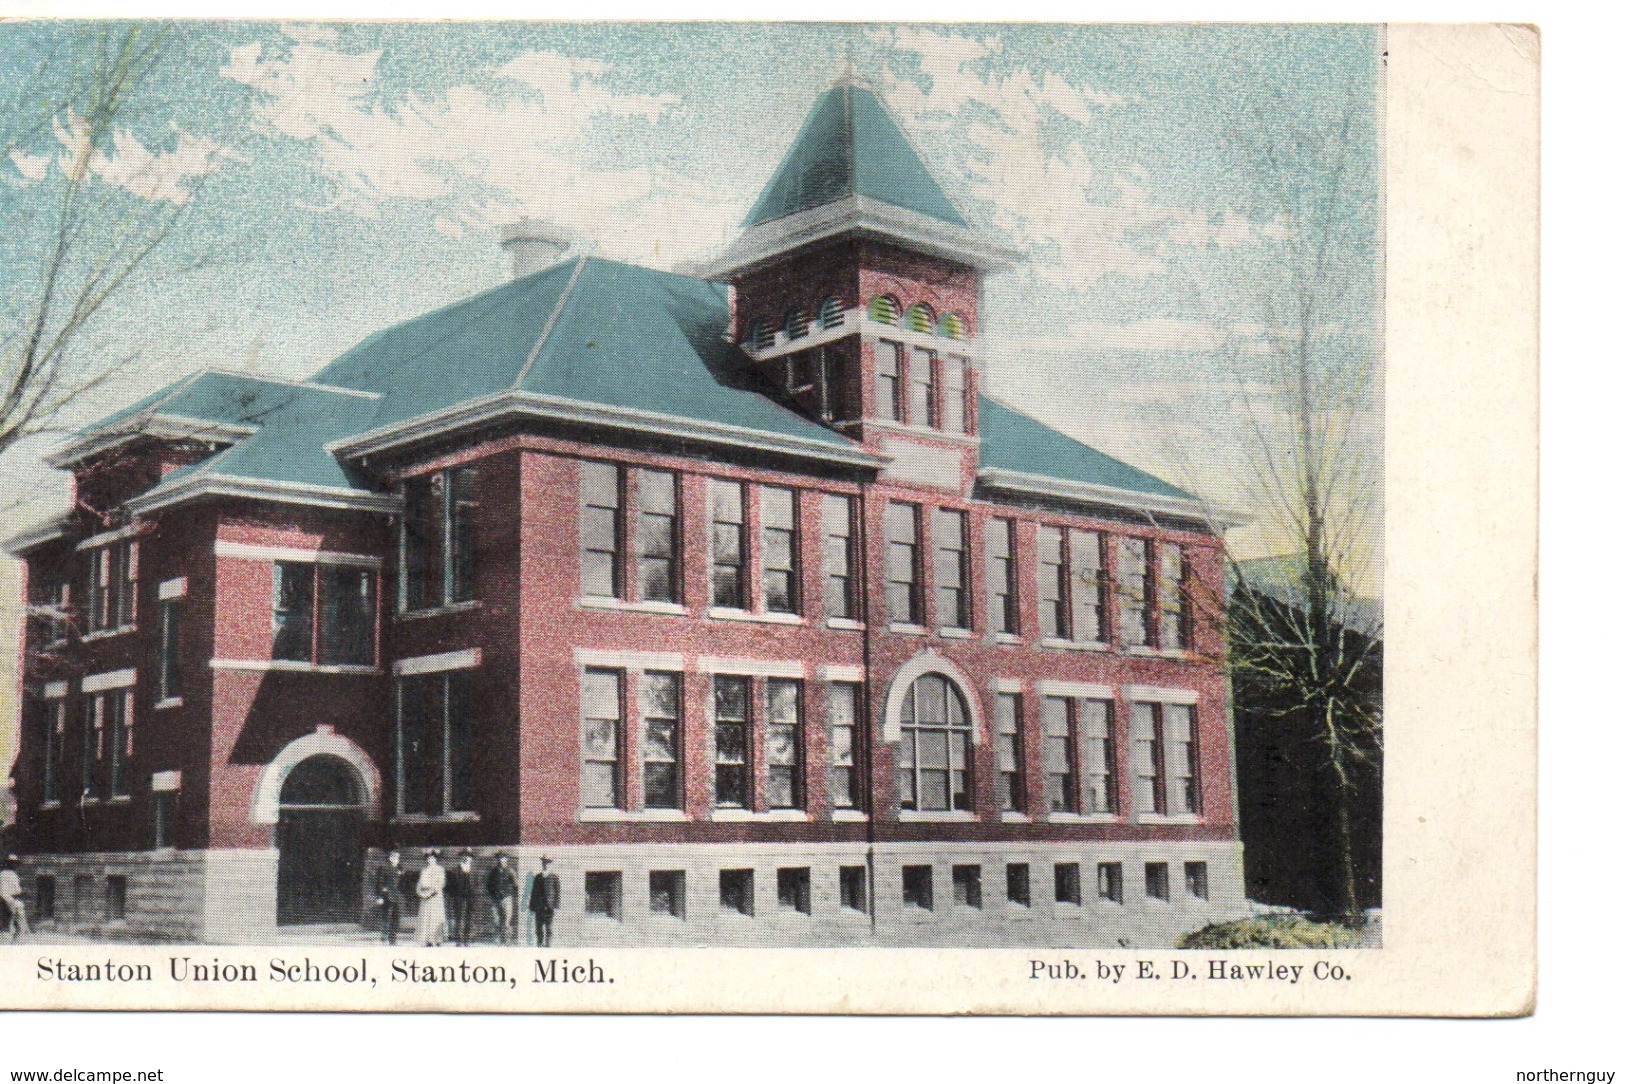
top-left (126, 473), bottom-right (401, 517)
top-left (327, 390), bottom-right (884, 471)
top-left (46, 414), bottom-right (258, 470)
top-left (977, 467), bottom-right (1249, 530)
top-left (688, 195), bottom-right (1023, 281)
top-left (3, 516), bottom-right (73, 557)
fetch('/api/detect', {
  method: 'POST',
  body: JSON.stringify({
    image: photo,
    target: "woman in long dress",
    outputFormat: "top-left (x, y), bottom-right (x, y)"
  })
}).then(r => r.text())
top-left (416, 850), bottom-right (447, 946)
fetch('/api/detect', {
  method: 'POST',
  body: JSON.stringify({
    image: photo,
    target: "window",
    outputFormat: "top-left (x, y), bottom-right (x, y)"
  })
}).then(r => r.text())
top-left (1159, 543), bottom-right (1189, 649)
top-left (401, 466), bottom-right (477, 610)
top-left (1040, 697), bottom-right (1077, 814)
top-left (719, 869), bottom-right (754, 916)
top-left (582, 463), bottom-right (679, 605)
top-left (649, 871), bottom-right (685, 918)
top-left (1130, 701), bottom-right (1200, 816)
top-left (1098, 862), bottom-right (1124, 904)
top-left (156, 598), bottom-right (181, 700)
top-left (783, 308), bottom-right (809, 340)
top-left (993, 692), bottom-right (1024, 813)
top-left (41, 699), bottom-right (65, 804)
top-left (764, 679), bottom-right (803, 810)
top-left (1037, 527), bottom-right (1104, 642)
top-left (1145, 862), bottom-right (1171, 901)
top-left (896, 674), bottom-right (972, 813)
top-left (932, 508), bottom-right (969, 629)
top-left (396, 669), bottom-right (475, 816)
top-left (905, 302), bottom-right (936, 334)
top-left (901, 865), bottom-right (933, 910)
top-left (884, 502), bottom-right (922, 625)
top-left (777, 867), bottom-right (812, 914)
top-left (710, 480), bottom-right (746, 609)
top-left (868, 295), bottom-right (900, 325)
top-left (82, 689), bottom-right (131, 801)
top-left (1185, 862), bottom-right (1209, 900)
top-left (272, 562), bottom-right (376, 667)
top-left (827, 682), bottom-right (861, 811)
top-left (1006, 863), bottom-right (1031, 907)
top-left (908, 347), bottom-right (936, 425)
top-left (817, 296), bottom-right (845, 328)
top-left (759, 486), bottom-right (799, 614)
top-left (85, 539), bottom-right (136, 633)
top-left (641, 672), bottom-right (681, 810)
top-left (839, 866), bottom-right (867, 913)
top-left (31, 576), bottom-right (69, 643)
top-left (877, 340), bottom-right (904, 421)
top-left (585, 871), bottom-right (622, 919)
top-left (1081, 699), bottom-right (1117, 815)
top-left (151, 790), bottom-right (173, 849)
top-left (713, 675), bottom-right (750, 809)
top-left (579, 669), bottom-right (623, 810)
top-left (986, 519), bottom-right (1018, 636)
top-left (105, 875), bottom-right (127, 921)
top-left (952, 864), bottom-right (982, 909)
top-left (941, 354), bottom-right (966, 433)
top-left (938, 312), bottom-right (966, 340)
top-left (1054, 862), bottom-right (1082, 906)
top-left (36, 875), bottom-right (55, 921)
top-left (1118, 538), bottom-right (1151, 647)
top-left (743, 319), bottom-right (769, 351)
top-left (821, 494), bottom-right (857, 621)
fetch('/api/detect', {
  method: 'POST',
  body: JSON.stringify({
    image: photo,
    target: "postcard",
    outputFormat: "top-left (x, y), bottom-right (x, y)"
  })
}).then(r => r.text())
top-left (0, 20), bottom-right (1536, 1015)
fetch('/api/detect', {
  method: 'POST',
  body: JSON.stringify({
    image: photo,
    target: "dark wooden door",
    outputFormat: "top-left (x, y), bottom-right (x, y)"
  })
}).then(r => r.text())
top-left (276, 755), bottom-right (365, 926)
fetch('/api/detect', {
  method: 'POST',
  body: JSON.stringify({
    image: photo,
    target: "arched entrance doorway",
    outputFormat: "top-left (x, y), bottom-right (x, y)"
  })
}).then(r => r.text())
top-left (275, 754), bottom-right (366, 925)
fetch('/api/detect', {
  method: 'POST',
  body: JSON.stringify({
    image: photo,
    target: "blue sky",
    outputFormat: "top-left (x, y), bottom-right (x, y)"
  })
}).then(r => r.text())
top-left (0, 21), bottom-right (1381, 574)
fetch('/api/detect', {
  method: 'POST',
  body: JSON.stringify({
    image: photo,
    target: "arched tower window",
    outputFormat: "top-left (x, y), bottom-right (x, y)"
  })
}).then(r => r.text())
top-left (897, 673), bottom-right (972, 812)
top-left (905, 302), bottom-right (936, 334)
top-left (937, 312), bottom-right (966, 340)
top-left (817, 296), bottom-right (846, 329)
top-left (783, 308), bottom-right (809, 340)
top-left (743, 319), bottom-right (769, 351)
top-left (868, 295), bottom-right (901, 326)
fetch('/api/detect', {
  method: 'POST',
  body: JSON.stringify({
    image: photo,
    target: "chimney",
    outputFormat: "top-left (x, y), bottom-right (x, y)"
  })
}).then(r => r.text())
top-left (500, 218), bottom-right (572, 278)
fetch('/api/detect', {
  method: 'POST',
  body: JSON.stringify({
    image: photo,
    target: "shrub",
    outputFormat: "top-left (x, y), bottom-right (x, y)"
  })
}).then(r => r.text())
top-left (1177, 914), bottom-right (1363, 950)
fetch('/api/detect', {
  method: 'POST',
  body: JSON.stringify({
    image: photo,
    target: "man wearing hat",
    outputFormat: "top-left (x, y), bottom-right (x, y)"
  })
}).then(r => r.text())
top-left (0, 855), bottom-right (27, 942)
top-left (485, 852), bottom-right (519, 945)
top-left (373, 847), bottom-right (405, 945)
top-left (445, 848), bottom-right (477, 947)
top-left (528, 856), bottom-right (561, 947)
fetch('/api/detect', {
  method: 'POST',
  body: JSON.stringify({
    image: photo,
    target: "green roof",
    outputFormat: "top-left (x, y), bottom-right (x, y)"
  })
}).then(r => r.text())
top-left (977, 396), bottom-right (1193, 502)
top-left (744, 83), bottom-right (968, 229)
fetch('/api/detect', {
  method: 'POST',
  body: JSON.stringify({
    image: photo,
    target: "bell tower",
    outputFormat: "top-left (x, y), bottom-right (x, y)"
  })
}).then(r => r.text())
top-left (698, 75), bottom-right (1019, 495)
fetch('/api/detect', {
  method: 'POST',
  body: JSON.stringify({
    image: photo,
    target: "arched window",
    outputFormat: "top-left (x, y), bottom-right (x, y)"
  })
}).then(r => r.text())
top-left (937, 312), bottom-right (966, 340)
top-left (783, 308), bottom-right (809, 340)
top-left (743, 319), bottom-right (769, 351)
top-left (868, 295), bottom-right (900, 326)
top-left (897, 673), bottom-right (973, 812)
top-left (905, 302), bottom-right (936, 334)
top-left (817, 296), bottom-right (846, 329)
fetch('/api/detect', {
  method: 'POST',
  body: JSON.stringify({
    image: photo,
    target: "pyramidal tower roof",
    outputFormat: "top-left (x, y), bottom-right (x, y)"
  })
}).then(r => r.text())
top-left (743, 81), bottom-right (969, 229)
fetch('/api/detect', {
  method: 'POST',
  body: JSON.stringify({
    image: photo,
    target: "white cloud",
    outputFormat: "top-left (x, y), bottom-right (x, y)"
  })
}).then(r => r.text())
top-left (221, 34), bottom-right (739, 268)
top-left (6, 110), bottom-right (230, 203)
top-left (7, 147), bottom-right (50, 182)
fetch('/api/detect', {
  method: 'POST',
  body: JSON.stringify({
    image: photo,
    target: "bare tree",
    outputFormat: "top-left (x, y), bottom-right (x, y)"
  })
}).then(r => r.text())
top-left (1, 24), bottom-right (187, 460)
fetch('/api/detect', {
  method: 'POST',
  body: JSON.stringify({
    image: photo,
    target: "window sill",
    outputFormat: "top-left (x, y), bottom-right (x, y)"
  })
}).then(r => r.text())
top-left (578, 809), bottom-right (690, 823)
top-left (81, 626), bottom-right (136, 643)
top-left (397, 600), bottom-right (482, 621)
top-left (1126, 646), bottom-right (1190, 659)
top-left (1038, 638), bottom-right (1110, 653)
top-left (706, 608), bottom-right (806, 626)
top-left (211, 659), bottom-right (382, 675)
top-left (825, 617), bottom-right (864, 632)
top-left (1043, 812), bottom-right (1120, 825)
top-left (898, 810), bottom-right (977, 823)
top-left (888, 623), bottom-right (928, 636)
top-left (577, 597), bottom-right (688, 617)
top-left (830, 809), bottom-right (869, 822)
top-left (40, 801), bottom-right (61, 811)
top-left (711, 809), bottom-right (809, 822)
top-left (390, 812), bottom-right (480, 824)
top-left (107, 796), bottom-right (132, 805)
top-left (992, 633), bottom-right (1023, 646)
top-left (1136, 814), bottom-right (1202, 826)
top-left (937, 627), bottom-right (973, 639)
top-left (153, 697), bottom-right (183, 711)
top-left (41, 639), bottom-right (70, 652)
top-left (999, 812), bottom-right (1032, 824)
top-left (863, 417), bottom-right (979, 446)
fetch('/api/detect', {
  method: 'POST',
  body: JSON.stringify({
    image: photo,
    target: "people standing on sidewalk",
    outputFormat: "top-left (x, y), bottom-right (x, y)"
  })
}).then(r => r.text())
top-left (486, 852), bottom-right (519, 945)
top-left (446, 849), bottom-right (477, 947)
top-left (416, 849), bottom-right (446, 946)
top-left (0, 855), bottom-right (27, 942)
top-left (374, 847), bottom-right (404, 945)
top-left (529, 856), bottom-right (561, 947)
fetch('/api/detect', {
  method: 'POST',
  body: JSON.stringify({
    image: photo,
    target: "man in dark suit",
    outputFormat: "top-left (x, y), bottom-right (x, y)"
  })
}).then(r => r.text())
top-left (445, 849), bottom-right (477, 947)
top-left (529, 856), bottom-right (561, 947)
top-left (486, 852), bottom-right (519, 945)
top-left (373, 848), bottom-right (404, 945)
